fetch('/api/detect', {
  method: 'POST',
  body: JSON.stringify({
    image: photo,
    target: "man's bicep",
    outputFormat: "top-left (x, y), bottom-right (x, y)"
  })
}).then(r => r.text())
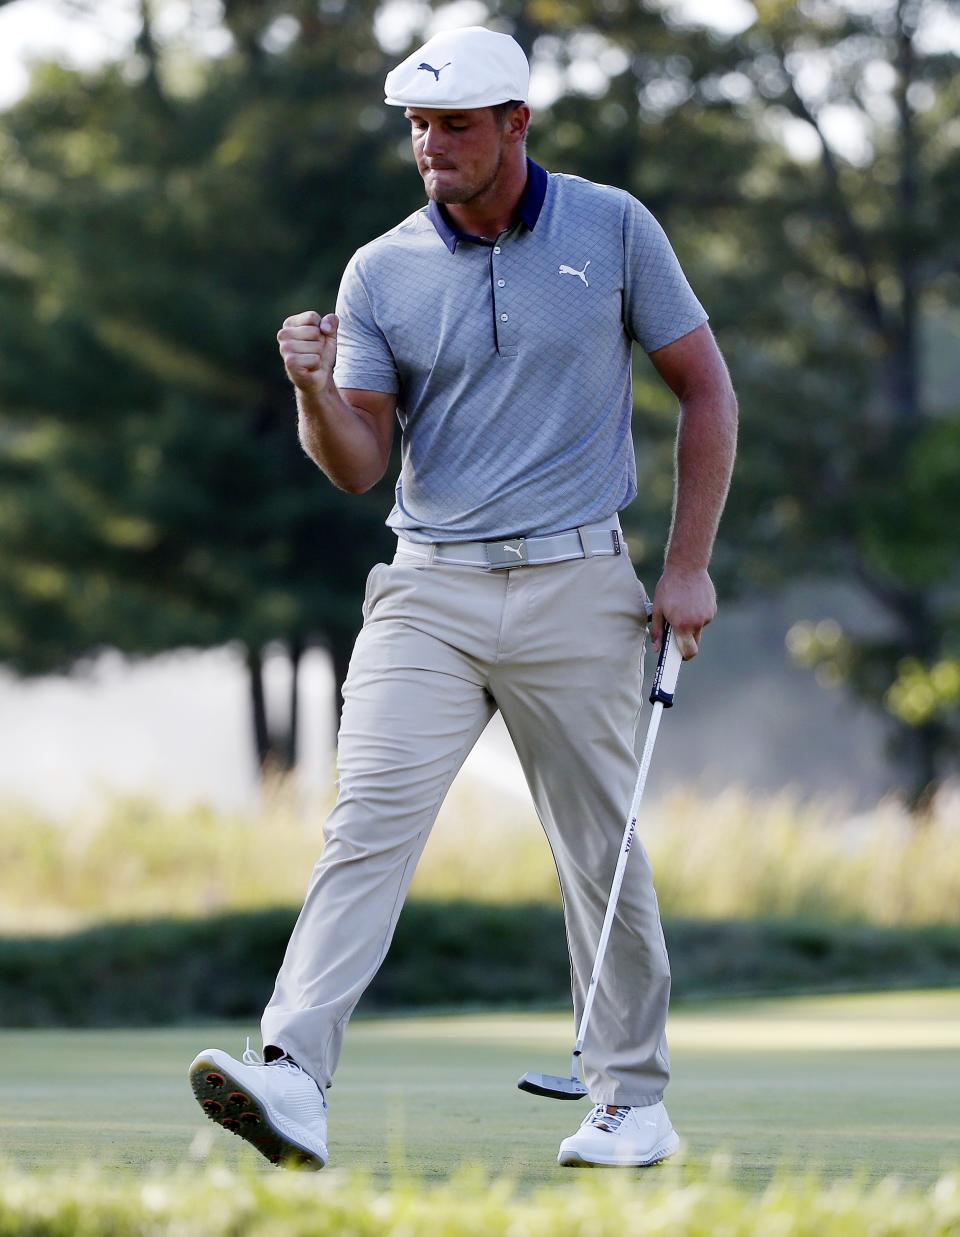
top-left (340, 388), bottom-right (397, 462)
top-left (646, 323), bottom-right (732, 402)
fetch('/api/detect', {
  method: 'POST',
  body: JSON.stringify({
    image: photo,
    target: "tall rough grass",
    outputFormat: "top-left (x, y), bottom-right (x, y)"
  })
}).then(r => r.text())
top-left (0, 1160), bottom-right (957, 1236)
top-left (0, 780), bottom-right (958, 934)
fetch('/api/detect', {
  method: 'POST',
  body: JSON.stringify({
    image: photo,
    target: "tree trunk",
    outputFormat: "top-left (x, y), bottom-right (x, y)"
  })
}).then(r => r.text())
top-left (246, 643), bottom-right (272, 773)
top-left (906, 723), bottom-right (939, 812)
top-left (889, 589), bottom-right (942, 812)
top-left (285, 635), bottom-right (304, 771)
top-left (329, 634), bottom-right (353, 735)
top-left (135, 0), bottom-right (169, 110)
top-left (889, 0), bottom-right (921, 431)
top-left (863, 4), bottom-right (935, 809)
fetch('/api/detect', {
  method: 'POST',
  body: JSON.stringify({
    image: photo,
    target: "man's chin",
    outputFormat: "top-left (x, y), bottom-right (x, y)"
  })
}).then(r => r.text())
top-left (429, 188), bottom-right (472, 205)
top-left (424, 175), bottom-right (472, 205)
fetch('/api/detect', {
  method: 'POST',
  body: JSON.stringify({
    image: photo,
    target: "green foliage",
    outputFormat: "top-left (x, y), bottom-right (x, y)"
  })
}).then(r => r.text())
top-left (887, 657), bottom-right (960, 727)
top-left (0, 7), bottom-right (403, 710)
top-left (1, 0), bottom-right (958, 795)
top-left (787, 400), bottom-right (960, 735)
top-left (786, 618), bottom-right (851, 689)
top-left (3, 786), bottom-right (959, 936)
top-left (499, 0), bottom-right (960, 796)
top-left (2, 777), bottom-right (960, 1025)
top-left (0, 1159), bottom-right (958, 1235)
top-left (2, 901), bottom-right (960, 1027)
top-left (0, 903), bottom-right (560, 1025)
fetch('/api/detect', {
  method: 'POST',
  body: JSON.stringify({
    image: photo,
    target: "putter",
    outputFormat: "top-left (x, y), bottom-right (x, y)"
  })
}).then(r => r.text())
top-left (518, 611), bottom-right (684, 1100)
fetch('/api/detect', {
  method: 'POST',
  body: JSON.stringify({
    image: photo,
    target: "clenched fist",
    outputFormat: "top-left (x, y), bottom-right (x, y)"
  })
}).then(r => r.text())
top-left (277, 311), bottom-right (338, 394)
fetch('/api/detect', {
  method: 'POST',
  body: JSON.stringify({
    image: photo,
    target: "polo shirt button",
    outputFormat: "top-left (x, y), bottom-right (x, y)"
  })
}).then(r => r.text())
top-left (500, 313), bottom-right (509, 322)
top-left (493, 246), bottom-right (501, 254)
top-left (497, 279), bottom-right (505, 287)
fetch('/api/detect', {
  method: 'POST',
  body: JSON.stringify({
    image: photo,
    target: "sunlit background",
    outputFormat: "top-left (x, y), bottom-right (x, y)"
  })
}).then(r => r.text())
top-left (2, 0), bottom-right (957, 819)
top-left (0, 0), bottom-right (958, 1205)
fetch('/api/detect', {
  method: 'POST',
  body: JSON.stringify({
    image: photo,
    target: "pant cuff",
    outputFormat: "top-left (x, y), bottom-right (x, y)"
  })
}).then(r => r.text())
top-left (261, 1035), bottom-right (327, 1093)
top-left (592, 1089), bottom-right (665, 1107)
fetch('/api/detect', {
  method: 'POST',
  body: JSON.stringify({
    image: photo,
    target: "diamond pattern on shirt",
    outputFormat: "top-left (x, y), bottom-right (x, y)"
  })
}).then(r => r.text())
top-left (333, 170), bottom-right (708, 541)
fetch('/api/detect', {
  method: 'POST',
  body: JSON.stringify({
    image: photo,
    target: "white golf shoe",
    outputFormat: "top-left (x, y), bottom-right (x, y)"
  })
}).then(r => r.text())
top-left (557, 1100), bottom-right (680, 1167)
top-left (188, 1038), bottom-right (328, 1170)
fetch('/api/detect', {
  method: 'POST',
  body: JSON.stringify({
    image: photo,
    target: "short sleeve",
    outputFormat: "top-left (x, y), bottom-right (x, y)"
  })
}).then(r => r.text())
top-left (332, 256), bottom-right (400, 394)
top-left (622, 196), bottom-right (708, 354)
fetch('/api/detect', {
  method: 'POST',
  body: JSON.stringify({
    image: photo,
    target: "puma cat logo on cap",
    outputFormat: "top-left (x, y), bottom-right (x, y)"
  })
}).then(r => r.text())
top-left (417, 62), bottom-right (452, 82)
top-left (385, 27), bottom-right (529, 110)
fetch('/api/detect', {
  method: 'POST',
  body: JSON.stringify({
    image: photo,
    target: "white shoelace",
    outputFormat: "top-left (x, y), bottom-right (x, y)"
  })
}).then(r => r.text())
top-left (586, 1104), bottom-right (632, 1133)
top-left (242, 1036), bottom-right (303, 1073)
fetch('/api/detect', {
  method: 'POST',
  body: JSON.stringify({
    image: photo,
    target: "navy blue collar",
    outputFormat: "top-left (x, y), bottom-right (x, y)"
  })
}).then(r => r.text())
top-left (427, 158), bottom-right (549, 253)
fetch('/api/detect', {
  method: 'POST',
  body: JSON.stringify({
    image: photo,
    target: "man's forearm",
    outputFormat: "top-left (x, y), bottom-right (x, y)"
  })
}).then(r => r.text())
top-left (664, 387), bottom-right (738, 570)
top-left (297, 385), bottom-right (386, 495)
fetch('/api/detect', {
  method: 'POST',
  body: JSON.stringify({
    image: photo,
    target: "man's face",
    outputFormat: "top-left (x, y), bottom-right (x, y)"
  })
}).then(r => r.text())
top-left (405, 106), bottom-right (508, 204)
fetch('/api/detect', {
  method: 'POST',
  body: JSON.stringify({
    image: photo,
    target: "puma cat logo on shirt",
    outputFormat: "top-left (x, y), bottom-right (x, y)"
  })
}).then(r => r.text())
top-left (559, 261), bottom-right (591, 287)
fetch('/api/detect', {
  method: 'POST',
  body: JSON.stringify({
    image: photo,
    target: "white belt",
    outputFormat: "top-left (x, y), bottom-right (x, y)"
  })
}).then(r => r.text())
top-left (395, 517), bottom-right (623, 571)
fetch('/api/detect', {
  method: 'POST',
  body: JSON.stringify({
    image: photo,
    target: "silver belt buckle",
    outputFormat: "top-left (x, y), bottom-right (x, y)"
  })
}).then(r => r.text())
top-left (486, 537), bottom-right (528, 569)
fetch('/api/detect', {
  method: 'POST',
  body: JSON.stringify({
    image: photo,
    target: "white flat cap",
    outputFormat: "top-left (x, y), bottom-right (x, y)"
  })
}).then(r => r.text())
top-left (384, 26), bottom-right (529, 110)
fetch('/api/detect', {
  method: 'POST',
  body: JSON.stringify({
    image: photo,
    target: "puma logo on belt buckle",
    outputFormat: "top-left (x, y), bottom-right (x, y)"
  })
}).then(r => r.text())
top-left (487, 538), bottom-right (528, 569)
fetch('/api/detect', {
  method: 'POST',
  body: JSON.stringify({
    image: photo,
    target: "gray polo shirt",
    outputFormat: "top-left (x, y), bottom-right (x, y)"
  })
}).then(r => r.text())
top-left (333, 159), bottom-right (708, 543)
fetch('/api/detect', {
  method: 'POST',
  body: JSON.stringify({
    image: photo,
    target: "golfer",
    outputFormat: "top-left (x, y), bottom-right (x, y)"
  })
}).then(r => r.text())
top-left (189, 25), bottom-right (737, 1170)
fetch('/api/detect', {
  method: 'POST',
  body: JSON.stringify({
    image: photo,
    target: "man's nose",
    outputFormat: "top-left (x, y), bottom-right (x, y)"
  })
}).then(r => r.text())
top-left (422, 125), bottom-right (444, 158)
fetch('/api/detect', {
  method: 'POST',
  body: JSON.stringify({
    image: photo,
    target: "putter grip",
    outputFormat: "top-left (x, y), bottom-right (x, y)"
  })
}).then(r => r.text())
top-left (649, 624), bottom-right (683, 707)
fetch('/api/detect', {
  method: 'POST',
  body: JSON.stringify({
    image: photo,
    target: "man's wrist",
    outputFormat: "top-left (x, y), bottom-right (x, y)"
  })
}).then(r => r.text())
top-left (296, 381), bottom-right (342, 421)
top-left (663, 554), bottom-right (710, 574)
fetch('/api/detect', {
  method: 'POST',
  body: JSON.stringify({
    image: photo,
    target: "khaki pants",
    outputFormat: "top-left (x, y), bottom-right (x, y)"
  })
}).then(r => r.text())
top-left (261, 535), bottom-right (672, 1105)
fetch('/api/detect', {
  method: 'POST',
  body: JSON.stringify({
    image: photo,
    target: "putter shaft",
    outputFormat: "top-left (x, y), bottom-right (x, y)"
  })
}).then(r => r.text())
top-left (573, 680), bottom-right (671, 1058)
top-left (518, 624), bottom-right (683, 1100)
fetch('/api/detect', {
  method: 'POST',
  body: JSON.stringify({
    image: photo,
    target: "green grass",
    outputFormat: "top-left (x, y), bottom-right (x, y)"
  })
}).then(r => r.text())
top-left (2, 782), bottom-right (959, 933)
top-left (0, 1161), bottom-right (958, 1236)
top-left (0, 990), bottom-right (958, 1192)
top-left (1, 1162), bottom-right (959, 1236)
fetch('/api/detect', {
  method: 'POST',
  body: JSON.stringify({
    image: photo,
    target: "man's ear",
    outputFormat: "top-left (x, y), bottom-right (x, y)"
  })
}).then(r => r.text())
top-left (506, 103), bottom-right (531, 144)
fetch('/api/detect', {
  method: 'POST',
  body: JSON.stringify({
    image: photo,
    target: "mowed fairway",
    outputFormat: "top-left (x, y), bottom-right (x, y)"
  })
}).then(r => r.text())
top-left (0, 990), bottom-right (958, 1191)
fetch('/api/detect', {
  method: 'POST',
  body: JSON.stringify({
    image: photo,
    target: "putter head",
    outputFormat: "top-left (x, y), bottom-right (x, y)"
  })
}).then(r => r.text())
top-left (517, 1071), bottom-right (589, 1100)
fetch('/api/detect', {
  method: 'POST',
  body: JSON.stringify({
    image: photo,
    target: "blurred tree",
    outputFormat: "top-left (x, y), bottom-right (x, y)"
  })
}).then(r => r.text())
top-left (477, 0), bottom-right (959, 803)
top-left (719, 0), bottom-right (960, 804)
top-left (0, 0), bottom-right (417, 771)
top-left (1, 0), bottom-right (957, 800)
